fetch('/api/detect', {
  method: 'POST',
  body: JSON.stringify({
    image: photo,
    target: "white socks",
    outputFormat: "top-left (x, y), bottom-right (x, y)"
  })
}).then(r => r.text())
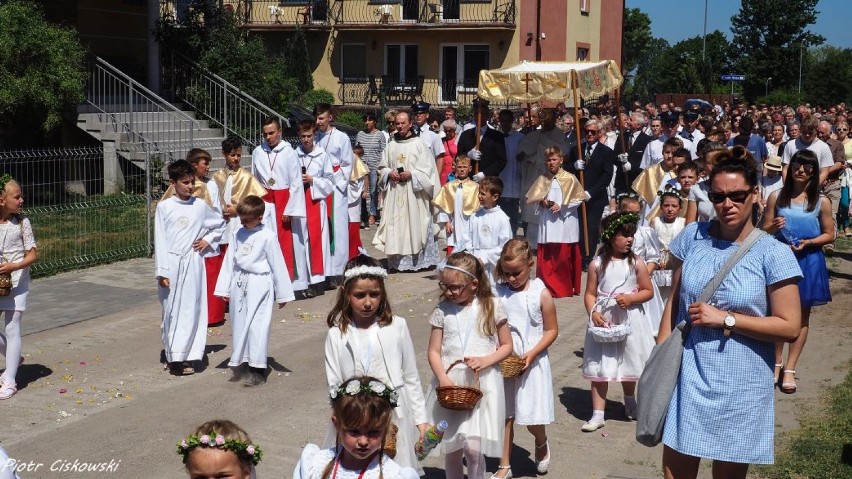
top-left (591, 409), bottom-right (605, 422)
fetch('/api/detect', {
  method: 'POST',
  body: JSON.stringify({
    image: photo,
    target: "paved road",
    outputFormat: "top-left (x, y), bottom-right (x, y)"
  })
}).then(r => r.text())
top-left (2, 235), bottom-right (850, 478)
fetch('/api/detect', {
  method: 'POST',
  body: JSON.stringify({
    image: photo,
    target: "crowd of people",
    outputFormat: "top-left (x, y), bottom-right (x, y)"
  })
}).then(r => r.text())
top-left (0, 97), bottom-right (847, 479)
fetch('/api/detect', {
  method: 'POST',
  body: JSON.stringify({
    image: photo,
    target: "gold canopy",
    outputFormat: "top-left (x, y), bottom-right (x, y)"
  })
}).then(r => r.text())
top-left (477, 60), bottom-right (624, 103)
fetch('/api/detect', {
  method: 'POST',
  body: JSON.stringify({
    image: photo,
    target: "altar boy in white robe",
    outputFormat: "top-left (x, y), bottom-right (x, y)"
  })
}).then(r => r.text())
top-left (214, 195), bottom-right (295, 387)
top-left (431, 155), bottom-right (479, 254)
top-left (155, 160), bottom-right (225, 376)
top-left (469, 176), bottom-right (513, 287)
top-left (294, 120), bottom-right (336, 297)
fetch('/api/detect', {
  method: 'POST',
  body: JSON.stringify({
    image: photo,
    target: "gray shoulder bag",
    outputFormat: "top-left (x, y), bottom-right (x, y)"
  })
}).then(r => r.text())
top-left (635, 227), bottom-right (765, 447)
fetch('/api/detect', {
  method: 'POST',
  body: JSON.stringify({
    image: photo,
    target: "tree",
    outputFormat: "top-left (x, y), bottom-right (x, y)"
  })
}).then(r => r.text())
top-left (628, 37), bottom-right (670, 102)
top-left (802, 46), bottom-right (852, 107)
top-left (730, 0), bottom-right (824, 101)
top-left (283, 28), bottom-right (313, 95)
top-left (622, 8), bottom-right (652, 80)
top-left (0, 1), bottom-right (85, 146)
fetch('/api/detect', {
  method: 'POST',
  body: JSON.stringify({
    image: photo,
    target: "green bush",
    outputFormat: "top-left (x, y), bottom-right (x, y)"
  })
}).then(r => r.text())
top-left (335, 111), bottom-right (364, 130)
top-left (755, 90), bottom-right (804, 108)
top-left (0, 0), bottom-right (85, 146)
top-left (302, 89), bottom-right (336, 110)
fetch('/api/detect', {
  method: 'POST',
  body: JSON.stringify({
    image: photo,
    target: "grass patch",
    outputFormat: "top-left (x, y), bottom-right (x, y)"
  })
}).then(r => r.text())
top-left (755, 359), bottom-right (852, 479)
top-left (27, 194), bottom-right (150, 278)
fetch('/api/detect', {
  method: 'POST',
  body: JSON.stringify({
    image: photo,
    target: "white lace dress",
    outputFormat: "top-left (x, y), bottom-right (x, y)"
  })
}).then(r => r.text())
top-left (496, 278), bottom-right (554, 425)
top-left (581, 257), bottom-right (654, 382)
top-left (0, 216), bottom-right (36, 311)
top-left (424, 298), bottom-right (506, 457)
top-left (293, 445), bottom-right (418, 479)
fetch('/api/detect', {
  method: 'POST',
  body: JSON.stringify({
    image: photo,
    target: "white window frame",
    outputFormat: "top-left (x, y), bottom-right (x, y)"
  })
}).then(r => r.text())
top-left (384, 43), bottom-right (419, 82)
top-left (340, 43), bottom-right (368, 81)
top-left (438, 43), bottom-right (490, 104)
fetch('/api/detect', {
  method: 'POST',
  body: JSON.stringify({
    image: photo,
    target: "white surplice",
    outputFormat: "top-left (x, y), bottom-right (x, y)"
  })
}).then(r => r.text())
top-left (293, 145), bottom-right (334, 290)
top-left (214, 225), bottom-right (295, 368)
top-left (155, 196), bottom-right (225, 362)
top-left (436, 183), bottom-right (472, 250)
top-left (316, 127), bottom-right (353, 276)
top-left (538, 179), bottom-right (582, 244)
top-left (221, 175), bottom-right (278, 241)
top-left (469, 205), bottom-right (513, 286)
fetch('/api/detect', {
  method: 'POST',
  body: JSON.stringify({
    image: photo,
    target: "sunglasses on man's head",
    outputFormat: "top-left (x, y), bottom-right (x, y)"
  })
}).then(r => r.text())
top-left (790, 161), bottom-right (815, 174)
top-left (708, 190), bottom-right (752, 204)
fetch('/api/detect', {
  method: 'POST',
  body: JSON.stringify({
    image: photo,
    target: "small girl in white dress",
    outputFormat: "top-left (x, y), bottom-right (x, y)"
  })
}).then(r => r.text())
top-left (617, 195), bottom-right (665, 336)
top-left (492, 239), bottom-right (558, 478)
top-left (294, 376), bottom-right (418, 479)
top-left (426, 252), bottom-right (513, 479)
top-left (581, 212), bottom-right (654, 433)
top-left (179, 419), bottom-right (261, 479)
top-left (324, 255), bottom-right (430, 473)
top-left (650, 190), bottom-right (685, 306)
top-left (0, 176), bottom-right (37, 401)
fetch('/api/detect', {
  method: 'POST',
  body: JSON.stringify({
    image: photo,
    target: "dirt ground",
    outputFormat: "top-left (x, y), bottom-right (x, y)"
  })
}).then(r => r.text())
top-left (1, 233), bottom-right (850, 479)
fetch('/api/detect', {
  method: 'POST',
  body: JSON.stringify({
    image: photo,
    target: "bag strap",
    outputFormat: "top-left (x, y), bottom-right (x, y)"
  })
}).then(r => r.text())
top-left (696, 226), bottom-right (765, 304)
top-left (679, 226), bottom-right (765, 340)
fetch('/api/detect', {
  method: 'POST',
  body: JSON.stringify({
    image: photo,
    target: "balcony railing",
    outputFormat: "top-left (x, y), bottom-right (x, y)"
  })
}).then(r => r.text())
top-left (338, 76), bottom-right (521, 109)
top-left (179, 0), bottom-right (516, 27)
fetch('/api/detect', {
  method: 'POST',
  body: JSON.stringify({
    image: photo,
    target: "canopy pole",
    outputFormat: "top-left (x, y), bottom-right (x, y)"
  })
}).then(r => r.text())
top-left (475, 109), bottom-right (482, 174)
top-left (615, 87), bottom-right (630, 192)
top-left (571, 70), bottom-right (590, 257)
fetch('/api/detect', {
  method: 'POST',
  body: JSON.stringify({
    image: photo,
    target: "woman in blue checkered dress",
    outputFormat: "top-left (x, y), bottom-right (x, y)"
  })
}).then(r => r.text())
top-left (656, 148), bottom-right (803, 478)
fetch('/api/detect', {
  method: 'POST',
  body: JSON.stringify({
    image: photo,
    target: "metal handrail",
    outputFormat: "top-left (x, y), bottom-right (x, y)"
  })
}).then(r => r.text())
top-left (163, 49), bottom-right (289, 150)
top-left (86, 55), bottom-right (200, 160)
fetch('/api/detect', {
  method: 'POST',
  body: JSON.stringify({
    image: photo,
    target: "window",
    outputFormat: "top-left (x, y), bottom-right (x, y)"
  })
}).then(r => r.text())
top-left (440, 44), bottom-right (490, 103)
top-left (385, 45), bottom-right (418, 81)
top-left (341, 44), bottom-right (367, 80)
top-left (577, 47), bottom-right (589, 61)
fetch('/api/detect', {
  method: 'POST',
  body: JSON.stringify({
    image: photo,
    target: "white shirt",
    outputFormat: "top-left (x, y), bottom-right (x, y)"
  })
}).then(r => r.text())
top-left (781, 137), bottom-right (834, 169)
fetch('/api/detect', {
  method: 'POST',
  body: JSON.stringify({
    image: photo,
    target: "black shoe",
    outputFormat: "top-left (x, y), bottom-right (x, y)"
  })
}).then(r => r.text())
top-left (298, 288), bottom-right (316, 299)
top-left (243, 370), bottom-right (266, 387)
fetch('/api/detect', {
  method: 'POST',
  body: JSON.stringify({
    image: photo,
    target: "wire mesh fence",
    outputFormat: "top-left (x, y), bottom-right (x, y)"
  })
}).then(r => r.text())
top-left (0, 147), bottom-right (152, 278)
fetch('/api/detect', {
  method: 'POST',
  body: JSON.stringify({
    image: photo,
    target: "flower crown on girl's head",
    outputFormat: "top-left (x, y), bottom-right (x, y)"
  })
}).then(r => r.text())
top-left (343, 265), bottom-right (388, 284)
top-left (330, 379), bottom-right (399, 407)
top-left (600, 213), bottom-right (640, 243)
top-left (177, 433), bottom-right (263, 466)
top-left (0, 174), bottom-right (13, 192)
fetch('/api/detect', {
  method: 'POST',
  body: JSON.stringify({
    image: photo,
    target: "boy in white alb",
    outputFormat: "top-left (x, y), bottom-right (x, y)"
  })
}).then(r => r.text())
top-left (214, 136), bottom-right (277, 242)
top-left (469, 176), bottom-right (513, 286)
top-left (314, 103), bottom-right (353, 287)
top-left (294, 120), bottom-right (335, 297)
top-left (432, 155), bottom-right (479, 254)
top-left (526, 146), bottom-right (587, 298)
top-left (251, 117), bottom-right (305, 285)
top-left (214, 195), bottom-right (295, 387)
top-left (155, 160), bottom-right (225, 375)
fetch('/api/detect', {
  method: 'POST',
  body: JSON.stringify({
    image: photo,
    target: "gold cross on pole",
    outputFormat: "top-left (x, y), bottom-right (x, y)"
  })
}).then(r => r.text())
top-left (520, 73), bottom-right (534, 94)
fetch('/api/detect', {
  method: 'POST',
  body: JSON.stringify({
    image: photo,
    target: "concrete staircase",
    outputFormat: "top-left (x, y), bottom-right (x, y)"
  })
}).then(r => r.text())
top-left (76, 106), bottom-right (230, 170)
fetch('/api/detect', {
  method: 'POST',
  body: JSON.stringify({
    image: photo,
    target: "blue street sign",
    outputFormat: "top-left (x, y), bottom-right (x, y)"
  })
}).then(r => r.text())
top-left (721, 74), bottom-right (746, 81)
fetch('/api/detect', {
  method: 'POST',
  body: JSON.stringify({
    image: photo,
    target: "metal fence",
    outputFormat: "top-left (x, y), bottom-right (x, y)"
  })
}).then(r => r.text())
top-left (0, 147), bottom-right (152, 278)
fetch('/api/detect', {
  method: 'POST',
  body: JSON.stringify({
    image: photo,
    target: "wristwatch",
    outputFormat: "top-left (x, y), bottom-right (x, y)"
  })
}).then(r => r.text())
top-left (723, 312), bottom-right (736, 337)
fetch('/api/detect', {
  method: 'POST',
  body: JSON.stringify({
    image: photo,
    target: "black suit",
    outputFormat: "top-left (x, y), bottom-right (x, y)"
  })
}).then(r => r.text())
top-left (457, 127), bottom-right (507, 177)
top-left (566, 141), bottom-right (617, 261)
top-left (614, 130), bottom-right (652, 194)
top-left (565, 129), bottom-right (579, 154)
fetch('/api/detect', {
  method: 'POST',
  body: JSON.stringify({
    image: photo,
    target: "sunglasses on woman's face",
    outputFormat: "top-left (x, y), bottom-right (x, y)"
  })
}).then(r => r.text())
top-left (708, 189), bottom-right (752, 204)
top-left (790, 161), bottom-right (815, 174)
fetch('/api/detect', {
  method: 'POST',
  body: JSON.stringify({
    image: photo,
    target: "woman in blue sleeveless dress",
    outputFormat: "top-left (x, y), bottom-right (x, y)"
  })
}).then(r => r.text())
top-left (658, 147), bottom-right (802, 478)
top-left (762, 149), bottom-right (834, 394)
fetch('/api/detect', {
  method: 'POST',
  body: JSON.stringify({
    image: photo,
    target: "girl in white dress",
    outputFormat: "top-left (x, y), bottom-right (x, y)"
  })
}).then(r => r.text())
top-left (294, 376), bottom-right (419, 479)
top-left (649, 190), bottom-right (685, 307)
top-left (616, 195), bottom-right (665, 336)
top-left (581, 212), bottom-right (654, 432)
top-left (178, 419), bottom-right (261, 479)
top-left (426, 252), bottom-right (513, 479)
top-left (0, 176), bottom-right (37, 400)
top-left (492, 239), bottom-right (558, 479)
top-left (324, 256), bottom-right (430, 473)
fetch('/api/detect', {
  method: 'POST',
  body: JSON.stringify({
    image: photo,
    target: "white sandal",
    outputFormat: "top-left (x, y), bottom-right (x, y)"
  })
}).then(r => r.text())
top-left (0, 382), bottom-right (17, 400)
top-left (489, 465), bottom-right (512, 479)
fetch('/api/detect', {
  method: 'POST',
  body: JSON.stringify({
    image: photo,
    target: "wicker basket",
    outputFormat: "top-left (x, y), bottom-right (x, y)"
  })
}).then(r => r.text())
top-left (383, 423), bottom-right (399, 458)
top-left (436, 360), bottom-right (483, 410)
top-left (0, 271), bottom-right (11, 297)
top-left (499, 355), bottom-right (525, 378)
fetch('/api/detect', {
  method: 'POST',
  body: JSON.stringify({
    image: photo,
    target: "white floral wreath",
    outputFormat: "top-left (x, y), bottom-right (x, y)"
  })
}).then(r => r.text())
top-left (343, 265), bottom-right (388, 284)
top-left (330, 379), bottom-right (399, 407)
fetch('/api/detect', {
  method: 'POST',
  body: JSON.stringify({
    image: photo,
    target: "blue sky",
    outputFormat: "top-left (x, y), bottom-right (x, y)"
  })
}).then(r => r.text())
top-left (625, 0), bottom-right (851, 49)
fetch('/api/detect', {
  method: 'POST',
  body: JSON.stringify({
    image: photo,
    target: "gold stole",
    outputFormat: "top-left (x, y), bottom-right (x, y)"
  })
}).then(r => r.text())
top-left (162, 177), bottom-right (214, 208)
top-left (431, 178), bottom-right (480, 216)
top-left (351, 154), bottom-right (369, 181)
top-left (212, 167), bottom-right (268, 207)
top-left (525, 168), bottom-right (585, 205)
top-left (631, 163), bottom-right (670, 206)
